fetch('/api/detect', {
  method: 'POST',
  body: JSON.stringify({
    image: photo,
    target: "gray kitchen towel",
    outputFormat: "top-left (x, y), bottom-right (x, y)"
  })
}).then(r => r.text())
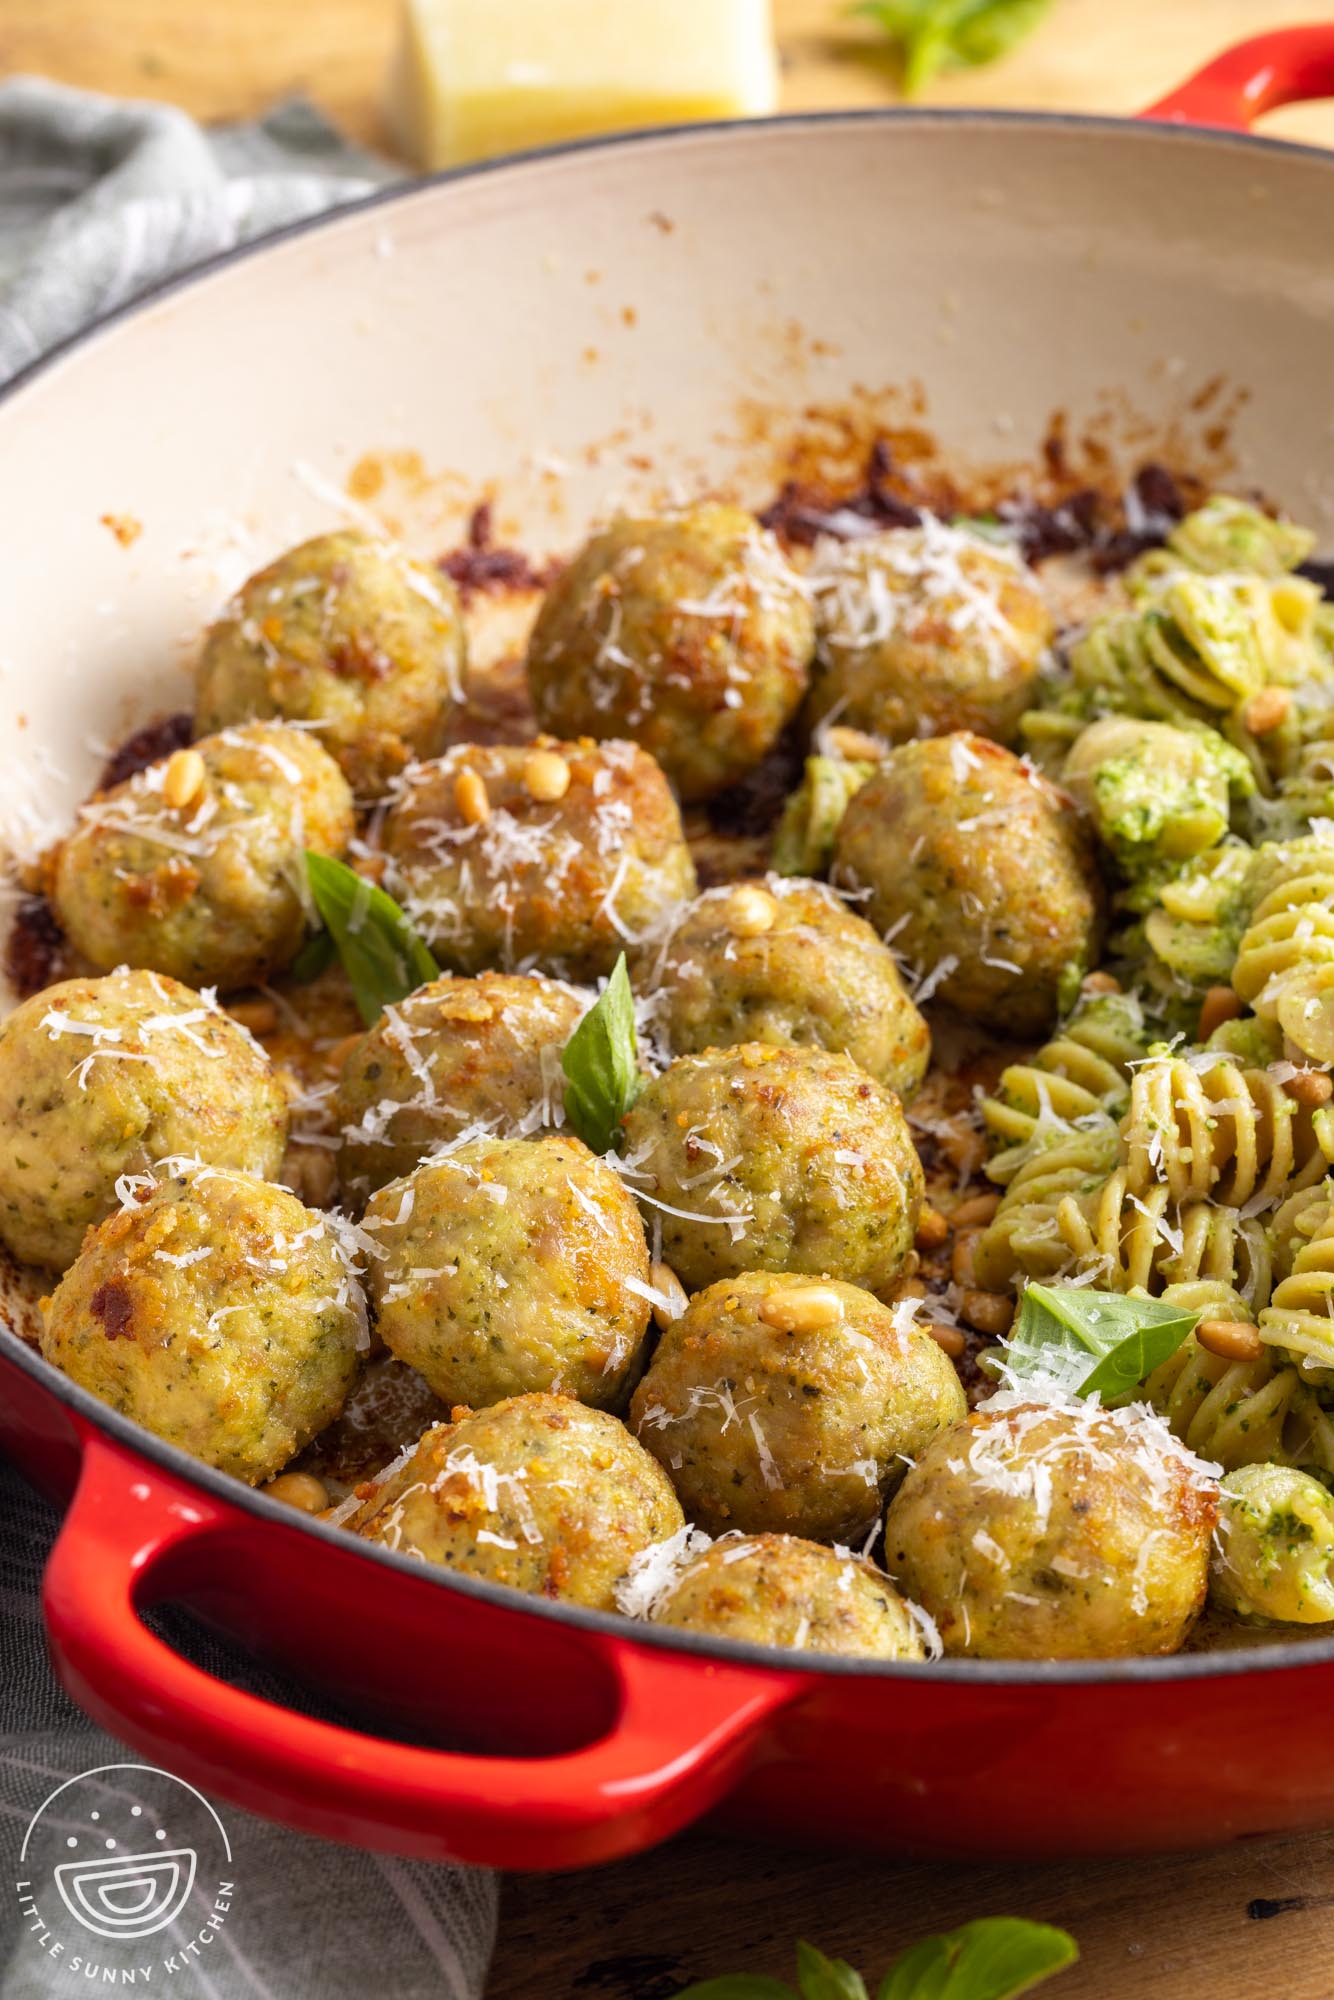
top-left (0, 1464), bottom-right (498, 1996)
top-left (0, 77), bottom-right (395, 382)
top-left (0, 79), bottom-right (498, 1998)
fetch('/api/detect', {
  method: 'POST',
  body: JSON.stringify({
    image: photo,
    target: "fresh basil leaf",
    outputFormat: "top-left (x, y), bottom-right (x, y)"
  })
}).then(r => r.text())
top-left (797, 1942), bottom-right (871, 2000)
top-left (672, 1981), bottom-right (799, 2000)
top-left (287, 928), bottom-right (337, 985)
top-left (560, 953), bottom-right (643, 1154)
top-left (852, 0), bottom-right (1055, 95)
top-left (304, 851), bottom-right (439, 1028)
top-left (998, 1283), bottom-right (1198, 1403)
top-left (878, 1919), bottom-right (1077, 2000)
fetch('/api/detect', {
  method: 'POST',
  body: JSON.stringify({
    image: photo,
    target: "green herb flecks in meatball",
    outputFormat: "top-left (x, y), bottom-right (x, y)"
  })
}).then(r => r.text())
top-left (885, 1401), bottom-right (1218, 1659)
top-left (806, 520), bottom-right (1052, 748)
top-left (352, 1394), bottom-right (683, 1608)
top-left (641, 874), bottom-right (929, 1097)
top-left (640, 1530), bottom-right (927, 1660)
top-left (526, 505), bottom-right (814, 802)
top-left (195, 530), bottom-right (467, 798)
top-left (630, 1273), bottom-right (962, 1539)
top-left (380, 737), bottom-right (696, 978)
top-left (52, 722), bottom-right (354, 992)
top-left (363, 1134), bottom-right (652, 1410)
top-left (41, 1166), bottom-right (366, 1484)
top-left (833, 732), bottom-right (1104, 1037)
top-left (0, 968), bottom-right (287, 1272)
top-left (621, 1043), bottom-right (923, 1294)
top-left (334, 970), bottom-right (589, 1197)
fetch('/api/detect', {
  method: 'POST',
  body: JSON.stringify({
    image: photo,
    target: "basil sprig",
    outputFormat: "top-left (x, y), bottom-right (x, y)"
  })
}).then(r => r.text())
top-left (560, 953), bottom-right (642, 1155)
top-left (994, 1282), bottom-right (1200, 1403)
top-left (852, 0), bottom-right (1055, 96)
top-left (677, 1918), bottom-right (1077, 2000)
top-left (304, 851), bottom-right (439, 1027)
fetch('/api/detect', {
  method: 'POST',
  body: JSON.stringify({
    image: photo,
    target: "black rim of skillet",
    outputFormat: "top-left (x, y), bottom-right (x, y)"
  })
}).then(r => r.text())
top-left (5, 104), bottom-right (1334, 1693)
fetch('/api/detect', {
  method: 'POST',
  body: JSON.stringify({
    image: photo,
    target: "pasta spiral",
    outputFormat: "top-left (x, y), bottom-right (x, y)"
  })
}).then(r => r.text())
top-left (980, 991), bottom-right (1148, 1174)
top-left (1133, 496), bottom-right (1316, 583)
top-left (1119, 1048), bottom-right (1334, 1208)
top-left (1231, 838), bottom-right (1334, 1064)
top-left (1144, 1335), bottom-right (1334, 1478)
top-left (974, 1133), bottom-right (1272, 1306)
top-left (1261, 1192), bottom-right (1334, 1372)
top-left (1070, 573), bottom-right (1317, 727)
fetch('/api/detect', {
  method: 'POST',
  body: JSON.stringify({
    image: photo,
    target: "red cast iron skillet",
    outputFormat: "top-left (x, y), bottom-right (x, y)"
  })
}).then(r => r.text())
top-left (5, 28), bottom-right (1334, 1873)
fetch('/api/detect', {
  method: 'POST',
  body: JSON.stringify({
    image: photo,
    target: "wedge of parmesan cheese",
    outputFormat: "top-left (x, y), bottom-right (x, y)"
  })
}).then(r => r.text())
top-left (388, 0), bottom-right (779, 169)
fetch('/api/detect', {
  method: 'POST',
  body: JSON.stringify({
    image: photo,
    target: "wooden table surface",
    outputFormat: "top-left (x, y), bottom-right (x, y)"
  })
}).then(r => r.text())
top-left (5, 1), bottom-right (1334, 1995)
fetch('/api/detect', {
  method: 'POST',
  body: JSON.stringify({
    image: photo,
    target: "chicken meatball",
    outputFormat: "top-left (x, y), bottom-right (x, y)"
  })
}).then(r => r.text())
top-left (1210, 1464), bottom-right (1334, 1624)
top-left (194, 530), bottom-right (467, 798)
top-left (806, 522), bottom-right (1052, 747)
top-left (621, 1044), bottom-right (923, 1293)
top-left (526, 504), bottom-right (815, 802)
top-left (833, 732), bottom-right (1103, 1037)
top-left (643, 875), bottom-right (929, 1097)
top-left (885, 1402), bottom-right (1217, 1659)
top-left (363, 1135), bottom-right (652, 1409)
top-left (631, 1273), bottom-right (963, 1539)
top-left (0, 969), bottom-right (287, 1272)
top-left (52, 723), bottom-right (354, 991)
top-left (352, 1395), bottom-right (684, 1608)
top-left (334, 971), bottom-right (588, 1197)
top-left (649, 1533), bottom-right (925, 1660)
top-left (380, 737), bottom-right (696, 977)
top-left (40, 1167), bottom-right (364, 1484)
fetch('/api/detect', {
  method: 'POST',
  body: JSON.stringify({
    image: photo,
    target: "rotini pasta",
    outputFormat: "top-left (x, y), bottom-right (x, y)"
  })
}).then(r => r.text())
top-left (1231, 837), bottom-right (1334, 1063)
top-left (1260, 1191), bottom-right (1334, 1372)
top-left (974, 1133), bottom-right (1273, 1306)
top-left (1070, 572), bottom-right (1320, 727)
top-left (1137, 841), bottom-right (1254, 994)
top-left (1119, 1047), bottom-right (1334, 1208)
top-left (1144, 1334), bottom-right (1334, 1478)
top-left (980, 990), bottom-right (1148, 1177)
top-left (1132, 496), bottom-right (1316, 583)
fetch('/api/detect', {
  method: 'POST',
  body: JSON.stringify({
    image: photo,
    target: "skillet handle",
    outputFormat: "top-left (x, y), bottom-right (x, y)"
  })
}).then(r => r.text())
top-left (1143, 25), bottom-right (1334, 129)
top-left (42, 1430), bottom-right (801, 1870)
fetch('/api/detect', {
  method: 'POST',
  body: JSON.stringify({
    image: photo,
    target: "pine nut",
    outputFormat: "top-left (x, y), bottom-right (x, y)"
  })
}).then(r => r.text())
top-left (327, 1032), bottom-right (365, 1072)
top-left (951, 1229), bottom-right (979, 1289)
top-left (453, 766), bottom-right (490, 824)
top-left (758, 1285), bottom-right (844, 1333)
top-left (927, 1322), bottom-right (966, 1358)
top-left (649, 1259), bottom-right (689, 1329)
top-left (725, 884), bottom-right (777, 938)
top-left (960, 1288), bottom-right (1015, 1336)
top-left (1242, 686), bottom-right (1292, 737)
top-left (285, 1145), bottom-right (337, 1207)
top-left (226, 997), bottom-right (278, 1036)
top-left (1199, 985), bottom-right (1243, 1039)
top-left (951, 1191), bottom-right (1000, 1228)
top-left (264, 1471), bottom-right (330, 1513)
top-left (1285, 1068), bottom-right (1334, 1108)
top-left (1081, 971), bottom-right (1121, 996)
top-left (522, 747), bottom-right (572, 802)
top-left (938, 1125), bottom-right (986, 1177)
top-left (162, 746), bottom-right (206, 811)
top-left (824, 725), bottom-right (886, 762)
top-left (1195, 1318), bottom-right (1263, 1364)
top-left (914, 1204), bottom-right (950, 1251)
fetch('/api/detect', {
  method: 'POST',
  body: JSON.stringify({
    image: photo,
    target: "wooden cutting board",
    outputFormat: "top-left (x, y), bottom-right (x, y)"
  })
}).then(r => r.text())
top-left (2, 0), bottom-right (1334, 150)
top-left (3, 0), bottom-right (1334, 1994)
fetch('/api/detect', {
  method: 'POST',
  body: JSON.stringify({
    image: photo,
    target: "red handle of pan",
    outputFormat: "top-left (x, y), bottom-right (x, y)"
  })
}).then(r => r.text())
top-left (1144, 25), bottom-right (1334, 129)
top-left (42, 1428), bottom-right (801, 1870)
